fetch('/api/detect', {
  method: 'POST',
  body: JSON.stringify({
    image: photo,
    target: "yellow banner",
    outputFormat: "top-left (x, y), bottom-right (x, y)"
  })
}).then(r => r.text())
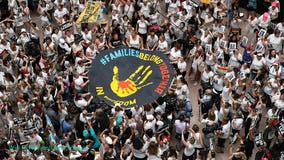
top-left (200, 0), bottom-right (210, 4)
top-left (76, 2), bottom-right (102, 24)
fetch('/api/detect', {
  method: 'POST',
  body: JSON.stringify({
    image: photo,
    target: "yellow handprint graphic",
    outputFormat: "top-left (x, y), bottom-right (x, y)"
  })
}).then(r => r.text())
top-left (110, 65), bottom-right (153, 97)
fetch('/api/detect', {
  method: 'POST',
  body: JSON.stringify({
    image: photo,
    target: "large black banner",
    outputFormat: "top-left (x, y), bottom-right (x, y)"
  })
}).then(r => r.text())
top-left (89, 46), bottom-right (174, 107)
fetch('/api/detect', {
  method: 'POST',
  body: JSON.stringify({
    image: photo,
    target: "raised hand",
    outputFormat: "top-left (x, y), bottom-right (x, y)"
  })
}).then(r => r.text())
top-left (110, 65), bottom-right (153, 97)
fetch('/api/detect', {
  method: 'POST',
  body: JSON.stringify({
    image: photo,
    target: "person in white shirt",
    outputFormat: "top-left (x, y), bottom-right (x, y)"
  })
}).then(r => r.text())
top-left (216, 118), bottom-right (230, 153)
top-left (167, 0), bottom-right (179, 15)
top-left (268, 1), bottom-right (279, 21)
top-left (85, 44), bottom-right (98, 59)
top-left (178, 9), bottom-right (191, 23)
top-left (139, 0), bottom-right (151, 17)
top-left (267, 30), bottom-right (284, 53)
top-left (276, 21), bottom-right (284, 33)
top-left (257, 12), bottom-right (271, 29)
top-left (201, 66), bottom-right (214, 89)
top-left (131, 105), bottom-right (143, 116)
top-left (247, 12), bottom-right (258, 30)
top-left (169, 44), bottom-right (182, 63)
top-left (175, 78), bottom-right (190, 100)
top-left (53, 4), bottom-right (69, 24)
top-left (136, 15), bottom-right (149, 44)
top-left (28, 132), bottom-right (43, 151)
top-left (73, 73), bottom-right (89, 92)
top-left (266, 106), bottom-right (279, 120)
top-left (204, 12), bottom-right (215, 24)
top-left (123, 0), bottom-right (135, 19)
top-left (200, 29), bottom-right (212, 47)
top-left (146, 31), bottom-right (158, 51)
top-left (43, 37), bottom-right (56, 59)
top-left (157, 34), bottom-right (169, 53)
top-left (74, 92), bottom-right (93, 109)
top-left (231, 111), bottom-right (243, 136)
top-left (250, 53), bottom-right (267, 80)
top-left (177, 57), bottom-right (187, 77)
top-left (212, 73), bottom-right (224, 94)
top-left (271, 89), bottom-right (284, 110)
top-left (181, 132), bottom-right (195, 160)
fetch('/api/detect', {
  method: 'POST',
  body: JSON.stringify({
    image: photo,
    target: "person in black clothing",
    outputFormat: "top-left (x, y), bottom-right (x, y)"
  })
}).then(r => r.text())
top-left (131, 11), bottom-right (140, 29)
top-left (243, 128), bottom-right (254, 159)
top-left (254, 145), bottom-right (272, 160)
top-left (93, 108), bottom-right (110, 134)
top-left (108, 33), bottom-right (124, 48)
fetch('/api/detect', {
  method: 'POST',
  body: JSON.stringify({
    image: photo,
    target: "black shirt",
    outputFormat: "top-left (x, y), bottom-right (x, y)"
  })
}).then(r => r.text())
top-left (110, 38), bottom-right (122, 47)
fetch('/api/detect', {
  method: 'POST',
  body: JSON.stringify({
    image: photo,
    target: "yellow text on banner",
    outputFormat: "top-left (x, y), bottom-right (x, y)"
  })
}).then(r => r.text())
top-left (76, 2), bottom-right (102, 24)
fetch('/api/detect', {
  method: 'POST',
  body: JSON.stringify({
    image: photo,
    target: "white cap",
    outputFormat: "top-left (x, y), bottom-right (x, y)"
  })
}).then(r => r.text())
top-left (20, 28), bottom-right (27, 33)
top-left (146, 115), bottom-right (154, 120)
top-left (156, 121), bottom-right (164, 128)
top-left (59, 38), bottom-right (65, 44)
top-left (167, 113), bottom-right (173, 120)
top-left (177, 75), bottom-right (183, 80)
top-left (105, 137), bottom-right (113, 145)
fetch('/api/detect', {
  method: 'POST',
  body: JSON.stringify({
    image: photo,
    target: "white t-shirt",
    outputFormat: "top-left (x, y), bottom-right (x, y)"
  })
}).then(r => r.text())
top-left (86, 47), bottom-right (97, 58)
top-left (74, 76), bottom-right (84, 91)
top-left (54, 8), bottom-right (69, 19)
top-left (137, 20), bottom-right (148, 34)
top-left (170, 48), bottom-right (181, 59)
top-left (267, 108), bottom-right (279, 119)
top-left (147, 35), bottom-right (158, 48)
top-left (272, 94), bottom-right (284, 109)
top-left (157, 40), bottom-right (168, 51)
top-left (212, 76), bottom-right (224, 92)
top-left (219, 121), bottom-right (231, 138)
top-left (177, 61), bottom-right (187, 72)
top-left (75, 98), bottom-right (88, 109)
top-left (184, 143), bottom-right (195, 156)
top-left (268, 6), bottom-right (279, 19)
top-left (201, 71), bottom-right (214, 82)
top-left (174, 120), bottom-right (187, 134)
top-left (131, 107), bottom-right (143, 116)
top-left (265, 54), bottom-right (279, 68)
top-left (276, 23), bottom-right (284, 33)
top-left (232, 118), bottom-right (243, 130)
top-left (258, 15), bottom-right (271, 28)
top-left (168, 1), bottom-right (179, 14)
top-left (267, 34), bottom-right (283, 52)
top-left (251, 56), bottom-right (266, 70)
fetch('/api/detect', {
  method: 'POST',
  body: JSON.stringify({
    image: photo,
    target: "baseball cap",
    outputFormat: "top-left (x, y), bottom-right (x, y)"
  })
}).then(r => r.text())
top-left (263, 12), bottom-right (269, 21)
top-left (272, 1), bottom-right (277, 7)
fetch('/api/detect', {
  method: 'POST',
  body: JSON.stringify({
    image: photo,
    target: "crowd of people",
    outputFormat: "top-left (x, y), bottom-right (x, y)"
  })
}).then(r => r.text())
top-left (0, 0), bottom-right (283, 159)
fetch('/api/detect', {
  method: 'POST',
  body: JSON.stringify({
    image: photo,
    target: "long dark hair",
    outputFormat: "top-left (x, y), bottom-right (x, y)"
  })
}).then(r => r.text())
top-left (133, 137), bottom-right (143, 150)
top-left (4, 72), bottom-right (14, 83)
top-left (168, 146), bottom-right (177, 158)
